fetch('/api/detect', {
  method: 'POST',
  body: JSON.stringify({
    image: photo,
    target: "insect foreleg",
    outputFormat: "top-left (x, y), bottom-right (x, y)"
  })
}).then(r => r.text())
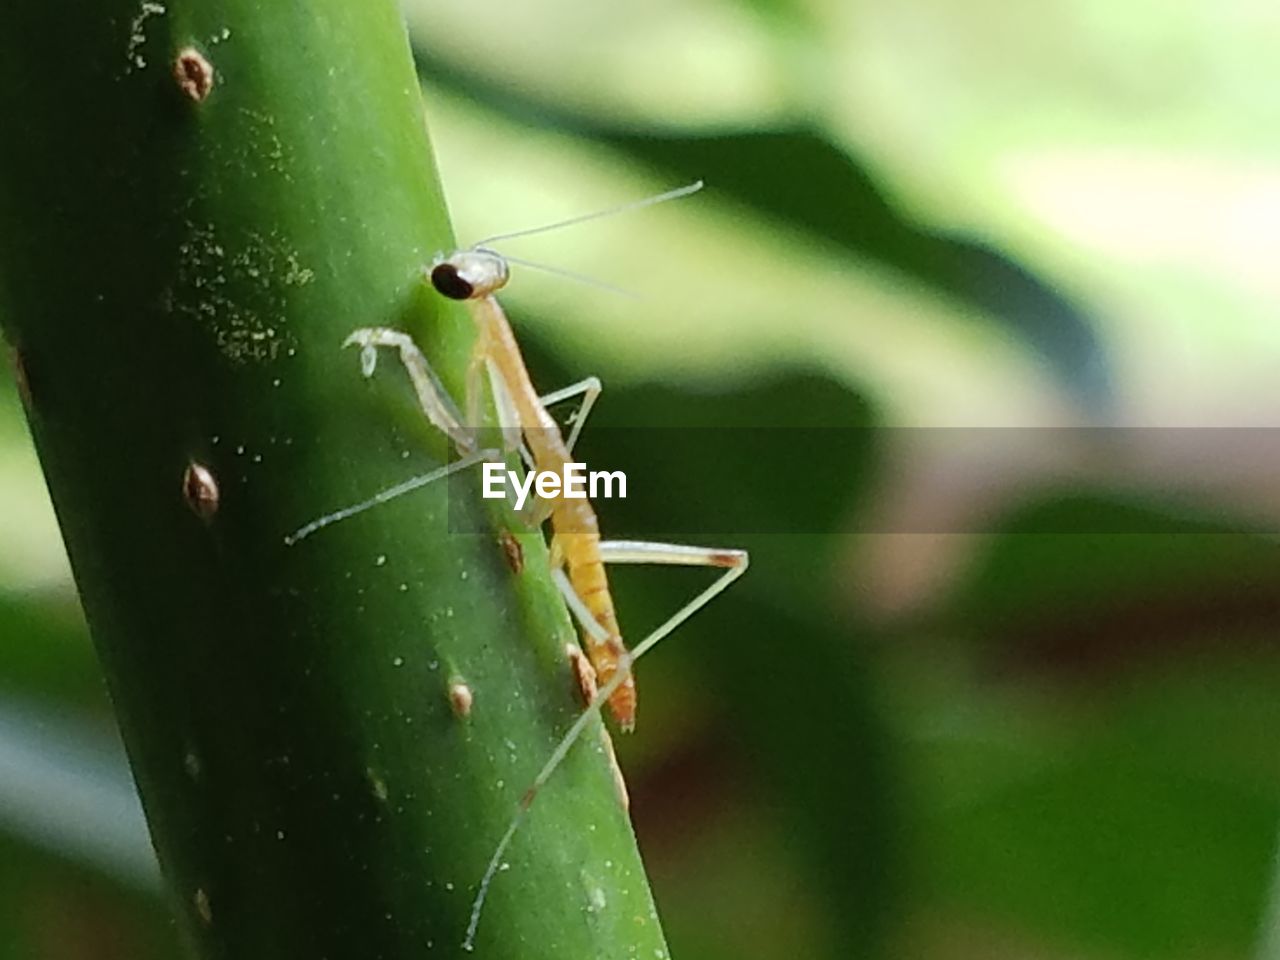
top-left (343, 327), bottom-right (471, 452)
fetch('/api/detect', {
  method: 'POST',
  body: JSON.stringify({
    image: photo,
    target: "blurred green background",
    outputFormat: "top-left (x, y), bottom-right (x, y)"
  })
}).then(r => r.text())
top-left (4, 0), bottom-right (1280, 957)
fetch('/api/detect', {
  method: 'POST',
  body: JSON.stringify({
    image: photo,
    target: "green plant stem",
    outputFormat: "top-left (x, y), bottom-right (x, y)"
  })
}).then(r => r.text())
top-left (0, 2), bottom-right (668, 957)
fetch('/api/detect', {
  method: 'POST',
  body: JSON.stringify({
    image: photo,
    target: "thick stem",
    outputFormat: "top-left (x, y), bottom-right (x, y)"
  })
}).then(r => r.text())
top-left (0, 2), bottom-right (667, 957)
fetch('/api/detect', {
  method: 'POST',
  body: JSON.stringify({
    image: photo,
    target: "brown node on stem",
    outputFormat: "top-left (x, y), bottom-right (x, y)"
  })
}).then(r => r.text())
top-left (564, 644), bottom-right (628, 807)
top-left (182, 461), bottom-right (219, 521)
top-left (173, 47), bottom-right (214, 102)
top-left (497, 529), bottom-right (524, 575)
top-left (565, 643), bottom-right (597, 707)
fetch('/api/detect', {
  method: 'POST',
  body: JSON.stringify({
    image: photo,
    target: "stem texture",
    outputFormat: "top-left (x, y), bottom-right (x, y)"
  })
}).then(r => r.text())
top-left (0, 2), bottom-right (667, 957)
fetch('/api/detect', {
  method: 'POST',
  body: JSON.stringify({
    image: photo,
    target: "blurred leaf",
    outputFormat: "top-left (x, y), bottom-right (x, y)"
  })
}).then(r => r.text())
top-left (0, 697), bottom-right (156, 892)
top-left (410, 48), bottom-right (1111, 411)
top-left (598, 132), bottom-right (1110, 413)
top-left (0, 833), bottom-right (176, 960)
top-left (727, 0), bottom-right (818, 30)
top-left (0, 590), bottom-right (103, 708)
top-left (0, 377), bottom-right (72, 593)
top-left (951, 494), bottom-right (1280, 676)
top-left (900, 493), bottom-right (1280, 956)
top-left (908, 655), bottom-right (1280, 958)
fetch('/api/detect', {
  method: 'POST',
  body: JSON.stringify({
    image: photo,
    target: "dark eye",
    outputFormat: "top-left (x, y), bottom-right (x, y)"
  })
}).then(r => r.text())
top-left (430, 263), bottom-right (474, 300)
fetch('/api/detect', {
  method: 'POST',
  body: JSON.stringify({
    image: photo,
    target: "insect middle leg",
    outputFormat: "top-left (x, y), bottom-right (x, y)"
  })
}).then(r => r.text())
top-left (287, 328), bottom-right (501, 545)
top-left (508, 376), bottom-right (604, 528)
top-left (287, 332), bottom-right (599, 543)
top-left (538, 376), bottom-right (602, 456)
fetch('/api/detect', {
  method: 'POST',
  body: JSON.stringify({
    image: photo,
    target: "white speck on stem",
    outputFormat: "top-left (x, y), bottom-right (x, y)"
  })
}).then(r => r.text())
top-left (194, 887), bottom-right (212, 925)
top-left (125, 1), bottom-right (166, 71)
top-left (586, 886), bottom-right (607, 913)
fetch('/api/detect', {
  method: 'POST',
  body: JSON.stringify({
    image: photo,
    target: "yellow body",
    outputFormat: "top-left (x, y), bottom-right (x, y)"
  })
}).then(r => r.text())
top-left (472, 296), bottom-right (636, 730)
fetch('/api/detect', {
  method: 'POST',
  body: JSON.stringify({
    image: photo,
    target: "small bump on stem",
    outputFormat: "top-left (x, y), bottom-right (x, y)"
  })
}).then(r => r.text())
top-left (182, 462), bottom-right (219, 521)
top-left (366, 767), bottom-right (389, 803)
top-left (497, 529), bottom-right (524, 574)
top-left (173, 47), bottom-right (214, 102)
top-left (565, 643), bottom-right (597, 707)
top-left (448, 679), bottom-right (473, 718)
top-left (194, 888), bottom-right (213, 926)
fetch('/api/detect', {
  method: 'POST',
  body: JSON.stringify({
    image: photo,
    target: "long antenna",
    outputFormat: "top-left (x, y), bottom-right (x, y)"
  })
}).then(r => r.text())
top-left (494, 252), bottom-right (638, 299)
top-left (473, 180), bottom-right (704, 247)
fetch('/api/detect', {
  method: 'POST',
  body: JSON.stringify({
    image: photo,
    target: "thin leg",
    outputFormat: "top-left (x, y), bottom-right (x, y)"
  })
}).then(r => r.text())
top-left (507, 376), bottom-right (605, 528)
top-left (517, 440), bottom-right (538, 474)
top-left (469, 358), bottom-right (544, 527)
top-left (464, 332), bottom-right (490, 453)
top-left (597, 540), bottom-right (748, 570)
top-left (463, 541), bottom-right (748, 950)
top-left (550, 568), bottom-right (610, 645)
top-left (471, 356), bottom-right (552, 519)
top-left (519, 482), bottom-right (556, 532)
top-left (343, 328), bottom-right (471, 452)
top-left (485, 357), bottom-right (525, 455)
top-left (538, 376), bottom-right (602, 456)
top-left (475, 362), bottom-right (593, 529)
top-left (284, 447), bottom-right (500, 546)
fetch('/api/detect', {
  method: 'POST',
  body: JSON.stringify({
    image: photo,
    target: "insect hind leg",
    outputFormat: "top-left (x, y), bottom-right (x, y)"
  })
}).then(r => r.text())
top-left (462, 539), bottom-right (747, 950)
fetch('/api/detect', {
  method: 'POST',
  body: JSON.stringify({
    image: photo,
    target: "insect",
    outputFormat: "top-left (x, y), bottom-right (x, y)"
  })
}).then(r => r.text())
top-left (290, 180), bottom-right (725, 729)
top-left (285, 181), bottom-right (748, 947)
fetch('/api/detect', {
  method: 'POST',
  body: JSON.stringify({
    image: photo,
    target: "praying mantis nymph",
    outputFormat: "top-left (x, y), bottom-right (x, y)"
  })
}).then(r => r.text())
top-left (285, 181), bottom-right (748, 947)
